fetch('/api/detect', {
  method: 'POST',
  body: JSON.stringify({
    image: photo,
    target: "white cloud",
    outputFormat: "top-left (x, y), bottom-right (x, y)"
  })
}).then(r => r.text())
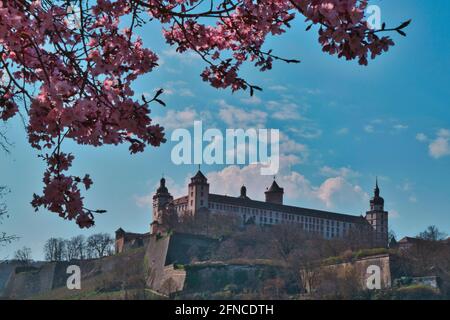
top-left (364, 125), bottom-right (374, 133)
top-left (398, 181), bottom-right (412, 192)
top-left (218, 100), bottom-right (267, 128)
top-left (288, 127), bottom-right (322, 139)
top-left (337, 128), bottom-right (349, 135)
top-left (428, 129), bottom-right (450, 159)
top-left (206, 161), bottom-right (368, 211)
top-left (320, 166), bottom-right (360, 179)
top-left (179, 88), bottom-right (195, 97)
top-left (268, 85), bottom-right (288, 92)
top-left (393, 124), bottom-right (408, 130)
top-left (303, 88), bottom-right (322, 95)
top-left (416, 133), bottom-right (428, 142)
top-left (153, 81), bottom-right (195, 98)
top-left (266, 100), bottom-right (303, 121)
top-left (162, 48), bottom-right (200, 63)
top-left (362, 119), bottom-right (409, 135)
top-left (315, 177), bottom-right (367, 209)
top-left (153, 107), bottom-right (211, 130)
top-left (390, 209), bottom-right (400, 218)
top-left (416, 129), bottom-right (450, 159)
top-left (279, 133), bottom-right (309, 162)
top-left (429, 137), bottom-right (450, 158)
top-left (438, 128), bottom-right (450, 138)
top-left (240, 95), bottom-right (262, 105)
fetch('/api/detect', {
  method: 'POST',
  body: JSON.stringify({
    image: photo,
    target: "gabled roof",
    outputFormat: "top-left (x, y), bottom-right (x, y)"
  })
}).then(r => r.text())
top-left (194, 170), bottom-right (207, 179)
top-left (208, 193), bottom-right (367, 224)
top-left (190, 170), bottom-right (208, 184)
top-left (266, 180), bottom-right (283, 193)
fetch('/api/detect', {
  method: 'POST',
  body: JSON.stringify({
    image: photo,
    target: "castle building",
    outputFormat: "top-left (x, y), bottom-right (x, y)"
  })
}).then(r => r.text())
top-left (147, 170), bottom-right (389, 247)
top-left (116, 170), bottom-right (389, 253)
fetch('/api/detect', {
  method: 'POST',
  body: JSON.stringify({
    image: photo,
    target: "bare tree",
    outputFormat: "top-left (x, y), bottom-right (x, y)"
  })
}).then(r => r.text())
top-left (65, 235), bottom-right (86, 261)
top-left (44, 237), bottom-right (66, 261)
top-left (87, 233), bottom-right (113, 258)
top-left (0, 185), bottom-right (17, 247)
top-left (418, 225), bottom-right (447, 241)
top-left (14, 246), bottom-right (32, 265)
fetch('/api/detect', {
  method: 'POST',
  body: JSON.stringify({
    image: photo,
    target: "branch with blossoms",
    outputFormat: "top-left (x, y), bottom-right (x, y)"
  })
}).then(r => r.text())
top-left (0, 0), bottom-right (409, 228)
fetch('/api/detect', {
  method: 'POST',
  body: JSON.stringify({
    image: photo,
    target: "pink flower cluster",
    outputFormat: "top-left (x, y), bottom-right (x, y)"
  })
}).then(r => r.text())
top-left (161, 0), bottom-right (395, 90)
top-left (1, 1), bottom-right (164, 227)
top-left (0, 0), bottom-right (400, 227)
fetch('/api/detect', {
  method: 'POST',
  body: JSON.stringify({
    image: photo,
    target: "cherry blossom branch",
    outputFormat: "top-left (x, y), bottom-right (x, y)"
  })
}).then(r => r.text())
top-left (0, 0), bottom-right (408, 228)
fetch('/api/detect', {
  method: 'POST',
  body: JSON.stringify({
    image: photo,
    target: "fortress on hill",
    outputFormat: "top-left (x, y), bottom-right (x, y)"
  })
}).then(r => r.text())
top-left (115, 170), bottom-right (389, 253)
top-left (1, 170), bottom-right (399, 299)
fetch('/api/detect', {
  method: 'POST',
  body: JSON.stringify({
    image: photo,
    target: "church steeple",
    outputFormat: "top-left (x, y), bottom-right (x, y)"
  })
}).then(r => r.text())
top-left (366, 178), bottom-right (389, 248)
top-left (152, 175), bottom-right (173, 233)
top-left (374, 177), bottom-right (380, 197)
top-left (370, 178), bottom-right (384, 211)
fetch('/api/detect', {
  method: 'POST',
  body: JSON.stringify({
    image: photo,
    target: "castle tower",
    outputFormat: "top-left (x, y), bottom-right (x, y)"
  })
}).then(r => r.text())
top-left (152, 177), bottom-right (173, 233)
top-left (365, 178), bottom-right (388, 247)
top-left (187, 169), bottom-right (209, 214)
top-left (265, 179), bottom-right (284, 205)
top-left (239, 185), bottom-right (250, 199)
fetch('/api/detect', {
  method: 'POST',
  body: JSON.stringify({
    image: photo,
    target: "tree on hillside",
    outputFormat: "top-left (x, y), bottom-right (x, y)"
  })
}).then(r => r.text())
top-left (0, 1), bottom-right (409, 228)
top-left (417, 225), bottom-right (447, 241)
top-left (65, 235), bottom-right (87, 261)
top-left (86, 233), bottom-right (114, 258)
top-left (44, 237), bottom-right (66, 262)
top-left (14, 246), bottom-right (33, 265)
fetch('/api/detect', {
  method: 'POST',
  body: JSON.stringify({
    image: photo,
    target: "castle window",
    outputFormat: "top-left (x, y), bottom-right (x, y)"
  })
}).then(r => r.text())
top-left (190, 200), bottom-right (193, 205)
top-left (200, 200), bottom-right (203, 206)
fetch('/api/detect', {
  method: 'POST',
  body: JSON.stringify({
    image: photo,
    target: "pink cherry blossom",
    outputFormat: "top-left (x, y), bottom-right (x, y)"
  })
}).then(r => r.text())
top-left (0, 0), bottom-right (407, 227)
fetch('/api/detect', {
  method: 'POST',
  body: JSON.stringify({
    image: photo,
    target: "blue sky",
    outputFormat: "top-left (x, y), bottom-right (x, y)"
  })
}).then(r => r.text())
top-left (1, 0), bottom-right (449, 259)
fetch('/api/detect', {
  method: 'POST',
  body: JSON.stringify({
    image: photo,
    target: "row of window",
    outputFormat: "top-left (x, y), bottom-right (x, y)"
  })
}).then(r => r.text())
top-left (208, 202), bottom-right (354, 234)
top-left (255, 215), bottom-right (346, 239)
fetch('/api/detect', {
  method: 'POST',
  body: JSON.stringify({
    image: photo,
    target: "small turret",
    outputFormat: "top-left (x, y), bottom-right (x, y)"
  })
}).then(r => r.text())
top-left (265, 179), bottom-right (284, 204)
top-left (239, 185), bottom-right (250, 199)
